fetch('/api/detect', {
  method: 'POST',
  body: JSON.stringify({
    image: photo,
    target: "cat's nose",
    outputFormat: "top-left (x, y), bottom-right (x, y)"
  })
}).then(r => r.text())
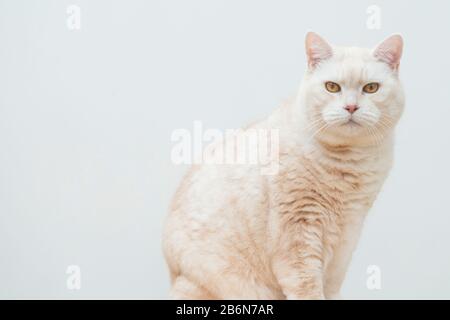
top-left (344, 104), bottom-right (359, 114)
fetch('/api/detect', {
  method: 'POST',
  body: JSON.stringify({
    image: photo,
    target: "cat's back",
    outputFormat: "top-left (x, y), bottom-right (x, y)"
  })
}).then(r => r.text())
top-left (164, 103), bottom-right (291, 239)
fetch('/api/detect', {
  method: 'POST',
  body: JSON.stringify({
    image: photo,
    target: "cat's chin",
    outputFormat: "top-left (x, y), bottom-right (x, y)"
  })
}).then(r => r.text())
top-left (324, 119), bottom-right (366, 135)
top-left (316, 123), bottom-right (380, 148)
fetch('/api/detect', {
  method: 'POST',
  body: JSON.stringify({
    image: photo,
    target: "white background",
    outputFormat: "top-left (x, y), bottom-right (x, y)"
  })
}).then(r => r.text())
top-left (1, 0), bottom-right (449, 299)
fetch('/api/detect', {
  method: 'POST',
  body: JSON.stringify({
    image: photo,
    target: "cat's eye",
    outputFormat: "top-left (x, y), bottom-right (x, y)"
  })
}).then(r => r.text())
top-left (325, 81), bottom-right (341, 93)
top-left (362, 82), bottom-right (379, 94)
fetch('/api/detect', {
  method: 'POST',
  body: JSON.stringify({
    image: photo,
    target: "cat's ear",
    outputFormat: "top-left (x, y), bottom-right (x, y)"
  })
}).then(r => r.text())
top-left (373, 34), bottom-right (403, 70)
top-left (305, 32), bottom-right (333, 69)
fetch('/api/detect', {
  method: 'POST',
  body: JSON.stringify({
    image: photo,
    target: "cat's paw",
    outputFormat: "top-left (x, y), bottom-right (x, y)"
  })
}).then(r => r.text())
top-left (286, 293), bottom-right (325, 300)
top-left (326, 292), bottom-right (343, 300)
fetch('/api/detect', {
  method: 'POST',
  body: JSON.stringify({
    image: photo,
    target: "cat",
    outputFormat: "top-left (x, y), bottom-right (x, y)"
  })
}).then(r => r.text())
top-left (163, 32), bottom-right (404, 299)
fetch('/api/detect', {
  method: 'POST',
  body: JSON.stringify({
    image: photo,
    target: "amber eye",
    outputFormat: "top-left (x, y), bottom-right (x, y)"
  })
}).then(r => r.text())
top-left (325, 81), bottom-right (341, 93)
top-left (363, 82), bottom-right (379, 93)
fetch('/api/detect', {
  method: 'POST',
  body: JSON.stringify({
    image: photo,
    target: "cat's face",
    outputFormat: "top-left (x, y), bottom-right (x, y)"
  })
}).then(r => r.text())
top-left (301, 33), bottom-right (404, 147)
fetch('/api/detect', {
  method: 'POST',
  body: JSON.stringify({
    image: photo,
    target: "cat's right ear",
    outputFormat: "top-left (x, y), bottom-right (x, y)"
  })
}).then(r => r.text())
top-left (305, 32), bottom-right (333, 69)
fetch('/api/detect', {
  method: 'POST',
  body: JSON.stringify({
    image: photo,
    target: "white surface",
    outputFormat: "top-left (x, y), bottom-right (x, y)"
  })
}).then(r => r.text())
top-left (0, 0), bottom-right (449, 299)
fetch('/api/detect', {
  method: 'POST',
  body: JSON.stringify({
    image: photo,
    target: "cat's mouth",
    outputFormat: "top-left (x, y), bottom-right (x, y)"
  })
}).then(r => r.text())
top-left (341, 118), bottom-right (362, 127)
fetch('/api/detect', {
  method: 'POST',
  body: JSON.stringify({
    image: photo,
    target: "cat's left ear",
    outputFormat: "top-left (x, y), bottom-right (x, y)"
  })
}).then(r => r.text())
top-left (373, 34), bottom-right (403, 70)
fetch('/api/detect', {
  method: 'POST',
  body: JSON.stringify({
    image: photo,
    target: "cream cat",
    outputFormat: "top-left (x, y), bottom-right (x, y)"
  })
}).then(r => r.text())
top-left (163, 32), bottom-right (404, 299)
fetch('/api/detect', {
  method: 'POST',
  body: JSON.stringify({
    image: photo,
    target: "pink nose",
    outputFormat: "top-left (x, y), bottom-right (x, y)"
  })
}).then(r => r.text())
top-left (345, 104), bottom-right (359, 114)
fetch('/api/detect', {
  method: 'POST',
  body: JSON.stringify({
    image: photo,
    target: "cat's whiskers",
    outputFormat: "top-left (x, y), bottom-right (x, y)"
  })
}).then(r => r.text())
top-left (353, 113), bottom-right (383, 145)
top-left (310, 118), bottom-right (345, 142)
top-left (369, 126), bottom-right (383, 147)
top-left (362, 113), bottom-right (395, 133)
top-left (305, 117), bottom-right (326, 133)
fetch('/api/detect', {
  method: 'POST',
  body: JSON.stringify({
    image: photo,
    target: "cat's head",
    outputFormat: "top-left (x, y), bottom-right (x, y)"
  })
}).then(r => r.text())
top-left (300, 32), bottom-right (404, 147)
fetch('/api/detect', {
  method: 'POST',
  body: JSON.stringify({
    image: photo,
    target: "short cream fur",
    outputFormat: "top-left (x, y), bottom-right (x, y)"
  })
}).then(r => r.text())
top-left (163, 32), bottom-right (404, 299)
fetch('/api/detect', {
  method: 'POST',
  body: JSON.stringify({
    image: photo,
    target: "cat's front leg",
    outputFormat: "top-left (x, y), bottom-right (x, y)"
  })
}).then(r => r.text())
top-left (324, 217), bottom-right (365, 299)
top-left (272, 217), bottom-right (325, 300)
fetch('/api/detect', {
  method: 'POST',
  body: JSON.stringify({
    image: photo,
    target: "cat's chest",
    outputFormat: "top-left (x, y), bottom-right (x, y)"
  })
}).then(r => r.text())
top-left (328, 166), bottom-right (385, 213)
top-left (275, 152), bottom-right (389, 219)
